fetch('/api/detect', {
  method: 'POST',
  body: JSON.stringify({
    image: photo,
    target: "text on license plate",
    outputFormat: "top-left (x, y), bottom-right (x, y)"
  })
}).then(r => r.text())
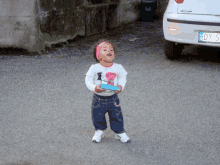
top-left (199, 32), bottom-right (220, 43)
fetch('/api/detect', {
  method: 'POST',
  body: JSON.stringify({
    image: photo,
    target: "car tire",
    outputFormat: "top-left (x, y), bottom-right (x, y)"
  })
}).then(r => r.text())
top-left (164, 40), bottom-right (185, 60)
top-left (216, 48), bottom-right (220, 58)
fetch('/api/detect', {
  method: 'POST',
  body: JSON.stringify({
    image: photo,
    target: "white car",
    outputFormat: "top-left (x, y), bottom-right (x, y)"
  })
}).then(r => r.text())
top-left (163, 0), bottom-right (220, 59)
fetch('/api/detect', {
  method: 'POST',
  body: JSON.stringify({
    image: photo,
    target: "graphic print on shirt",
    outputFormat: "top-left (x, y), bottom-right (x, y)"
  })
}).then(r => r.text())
top-left (97, 72), bottom-right (102, 81)
top-left (106, 72), bottom-right (117, 86)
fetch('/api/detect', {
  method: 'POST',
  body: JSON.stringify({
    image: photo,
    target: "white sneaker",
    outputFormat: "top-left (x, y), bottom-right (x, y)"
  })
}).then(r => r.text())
top-left (92, 130), bottom-right (104, 143)
top-left (115, 132), bottom-right (130, 143)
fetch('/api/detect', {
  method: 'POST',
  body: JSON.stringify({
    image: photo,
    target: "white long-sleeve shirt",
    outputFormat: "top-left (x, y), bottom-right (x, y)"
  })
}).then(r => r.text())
top-left (85, 63), bottom-right (127, 96)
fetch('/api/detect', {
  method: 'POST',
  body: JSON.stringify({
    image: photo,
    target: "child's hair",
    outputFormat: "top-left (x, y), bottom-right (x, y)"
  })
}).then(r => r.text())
top-left (90, 39), bottom-right (118, 62)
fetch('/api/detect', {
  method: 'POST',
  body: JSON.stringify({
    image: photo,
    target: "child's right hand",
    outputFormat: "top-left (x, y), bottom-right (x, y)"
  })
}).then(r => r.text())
top-left (95, 84), bottom-right (106, 93)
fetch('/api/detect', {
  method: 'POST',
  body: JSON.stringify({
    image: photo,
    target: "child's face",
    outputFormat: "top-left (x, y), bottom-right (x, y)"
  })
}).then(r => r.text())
top-left (99, 42), bottom-right (115, 62)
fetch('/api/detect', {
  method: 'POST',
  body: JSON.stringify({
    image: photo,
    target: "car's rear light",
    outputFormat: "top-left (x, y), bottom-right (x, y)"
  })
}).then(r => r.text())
top-left (175, 0), bottom-right (184, 3)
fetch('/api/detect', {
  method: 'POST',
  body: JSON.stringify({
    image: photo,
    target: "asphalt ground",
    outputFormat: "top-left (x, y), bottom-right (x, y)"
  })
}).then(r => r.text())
top-left (0, 19), bottom-right (220, 165)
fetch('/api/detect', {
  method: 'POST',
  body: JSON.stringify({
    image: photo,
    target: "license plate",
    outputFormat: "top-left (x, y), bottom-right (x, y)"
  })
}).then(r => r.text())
top-left (199, 32), bottom-right (220, 43)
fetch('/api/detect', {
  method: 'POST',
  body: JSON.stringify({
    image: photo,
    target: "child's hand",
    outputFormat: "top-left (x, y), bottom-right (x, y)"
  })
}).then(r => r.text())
top-left (114, 85), bottom-right (122, 94)
top-left (95, 84), bottom-right (106, 93)
top-left (114, 88), bottom-right (122, 94)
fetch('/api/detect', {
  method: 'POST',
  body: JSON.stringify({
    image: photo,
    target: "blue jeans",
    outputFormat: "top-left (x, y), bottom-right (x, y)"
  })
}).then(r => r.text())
top-left (91, 93), bottom-right (125, 134)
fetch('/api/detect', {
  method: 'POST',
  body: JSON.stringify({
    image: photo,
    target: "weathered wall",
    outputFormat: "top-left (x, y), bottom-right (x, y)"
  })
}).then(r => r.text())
top-left (154, 0), bottom-right (169, 19)
top-left (0, 0), bottom-right (170, 52)
top-left (39, 0), bottom-right (85, 47)
top-left (0, 0), bottom-right (42, 52)
top-left (82, 0), bottom-right (170, 36)
top-left (116, 0), bottom-right (169, 25)
top-left (117, 0), bottom-right (141, 25)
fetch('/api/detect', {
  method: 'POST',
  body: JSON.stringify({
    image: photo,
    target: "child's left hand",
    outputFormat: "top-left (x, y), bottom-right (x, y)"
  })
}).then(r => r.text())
top-left (114, 86), bottom-right (122, 94)
top-left (114, 88), bottom-right (121, 94)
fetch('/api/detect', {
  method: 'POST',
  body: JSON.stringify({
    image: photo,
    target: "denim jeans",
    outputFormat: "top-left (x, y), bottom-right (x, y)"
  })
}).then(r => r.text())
top-left (91, 93), bottom-right (125, 134)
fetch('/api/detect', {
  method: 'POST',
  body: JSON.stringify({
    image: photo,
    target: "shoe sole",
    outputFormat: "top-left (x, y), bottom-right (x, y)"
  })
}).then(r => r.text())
top-left (115, 135), bottom-right (131, 143)
top-left (92, 134), bottom-right (104, 143)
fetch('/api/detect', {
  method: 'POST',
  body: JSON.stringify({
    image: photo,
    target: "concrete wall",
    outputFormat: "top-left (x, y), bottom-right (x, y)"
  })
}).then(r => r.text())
top-left (0, 0), bottom-right (170, 52)
top-left (154, 0), bottom-right (169, 19)
top-left (117, 0), bottom-right (169, 25)
top-left (0, 0), bottom-right (43, 53)
top-left (118, 0), bottom-right (141, 24)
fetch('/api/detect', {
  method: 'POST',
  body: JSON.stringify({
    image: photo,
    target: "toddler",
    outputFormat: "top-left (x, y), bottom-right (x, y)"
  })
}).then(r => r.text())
top-left (85, 39), bottom-right (130, 143)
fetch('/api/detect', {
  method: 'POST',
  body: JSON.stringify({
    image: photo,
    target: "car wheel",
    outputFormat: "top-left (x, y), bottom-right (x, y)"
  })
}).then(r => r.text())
top-left (216, 48), bottom-right (220, 58)
top-left (164, 40), bottom-right (185, 60)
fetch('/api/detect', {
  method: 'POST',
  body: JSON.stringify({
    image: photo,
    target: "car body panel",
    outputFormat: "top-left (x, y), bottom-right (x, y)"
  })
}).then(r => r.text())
top-left (166, 0), bottom-right (178, 14)
top-left (177, 0), bottom-right (220, 16)
top-left (163, 0), bottom-right (220, 48)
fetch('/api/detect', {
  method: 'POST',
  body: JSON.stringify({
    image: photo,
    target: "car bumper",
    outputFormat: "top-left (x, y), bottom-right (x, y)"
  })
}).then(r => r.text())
top-left (163, 13), bottom-right (220, 48)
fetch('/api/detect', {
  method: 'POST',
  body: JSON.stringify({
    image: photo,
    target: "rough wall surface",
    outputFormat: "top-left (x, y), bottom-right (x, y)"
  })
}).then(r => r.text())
top-left (0, 0), bottom-right (41, 52)
top-left (0, 0), bottom-right (86, 52)
top-left (0, 0), bottom-right (169, 52)
top-left (118, 0), bottom-right (141, 25)
top-left (154, 0), bottom-right (169, 19)
top-left (117, 0), bottom-right (169, 25)
top-left (39, 0), bottom-right (85, 47)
